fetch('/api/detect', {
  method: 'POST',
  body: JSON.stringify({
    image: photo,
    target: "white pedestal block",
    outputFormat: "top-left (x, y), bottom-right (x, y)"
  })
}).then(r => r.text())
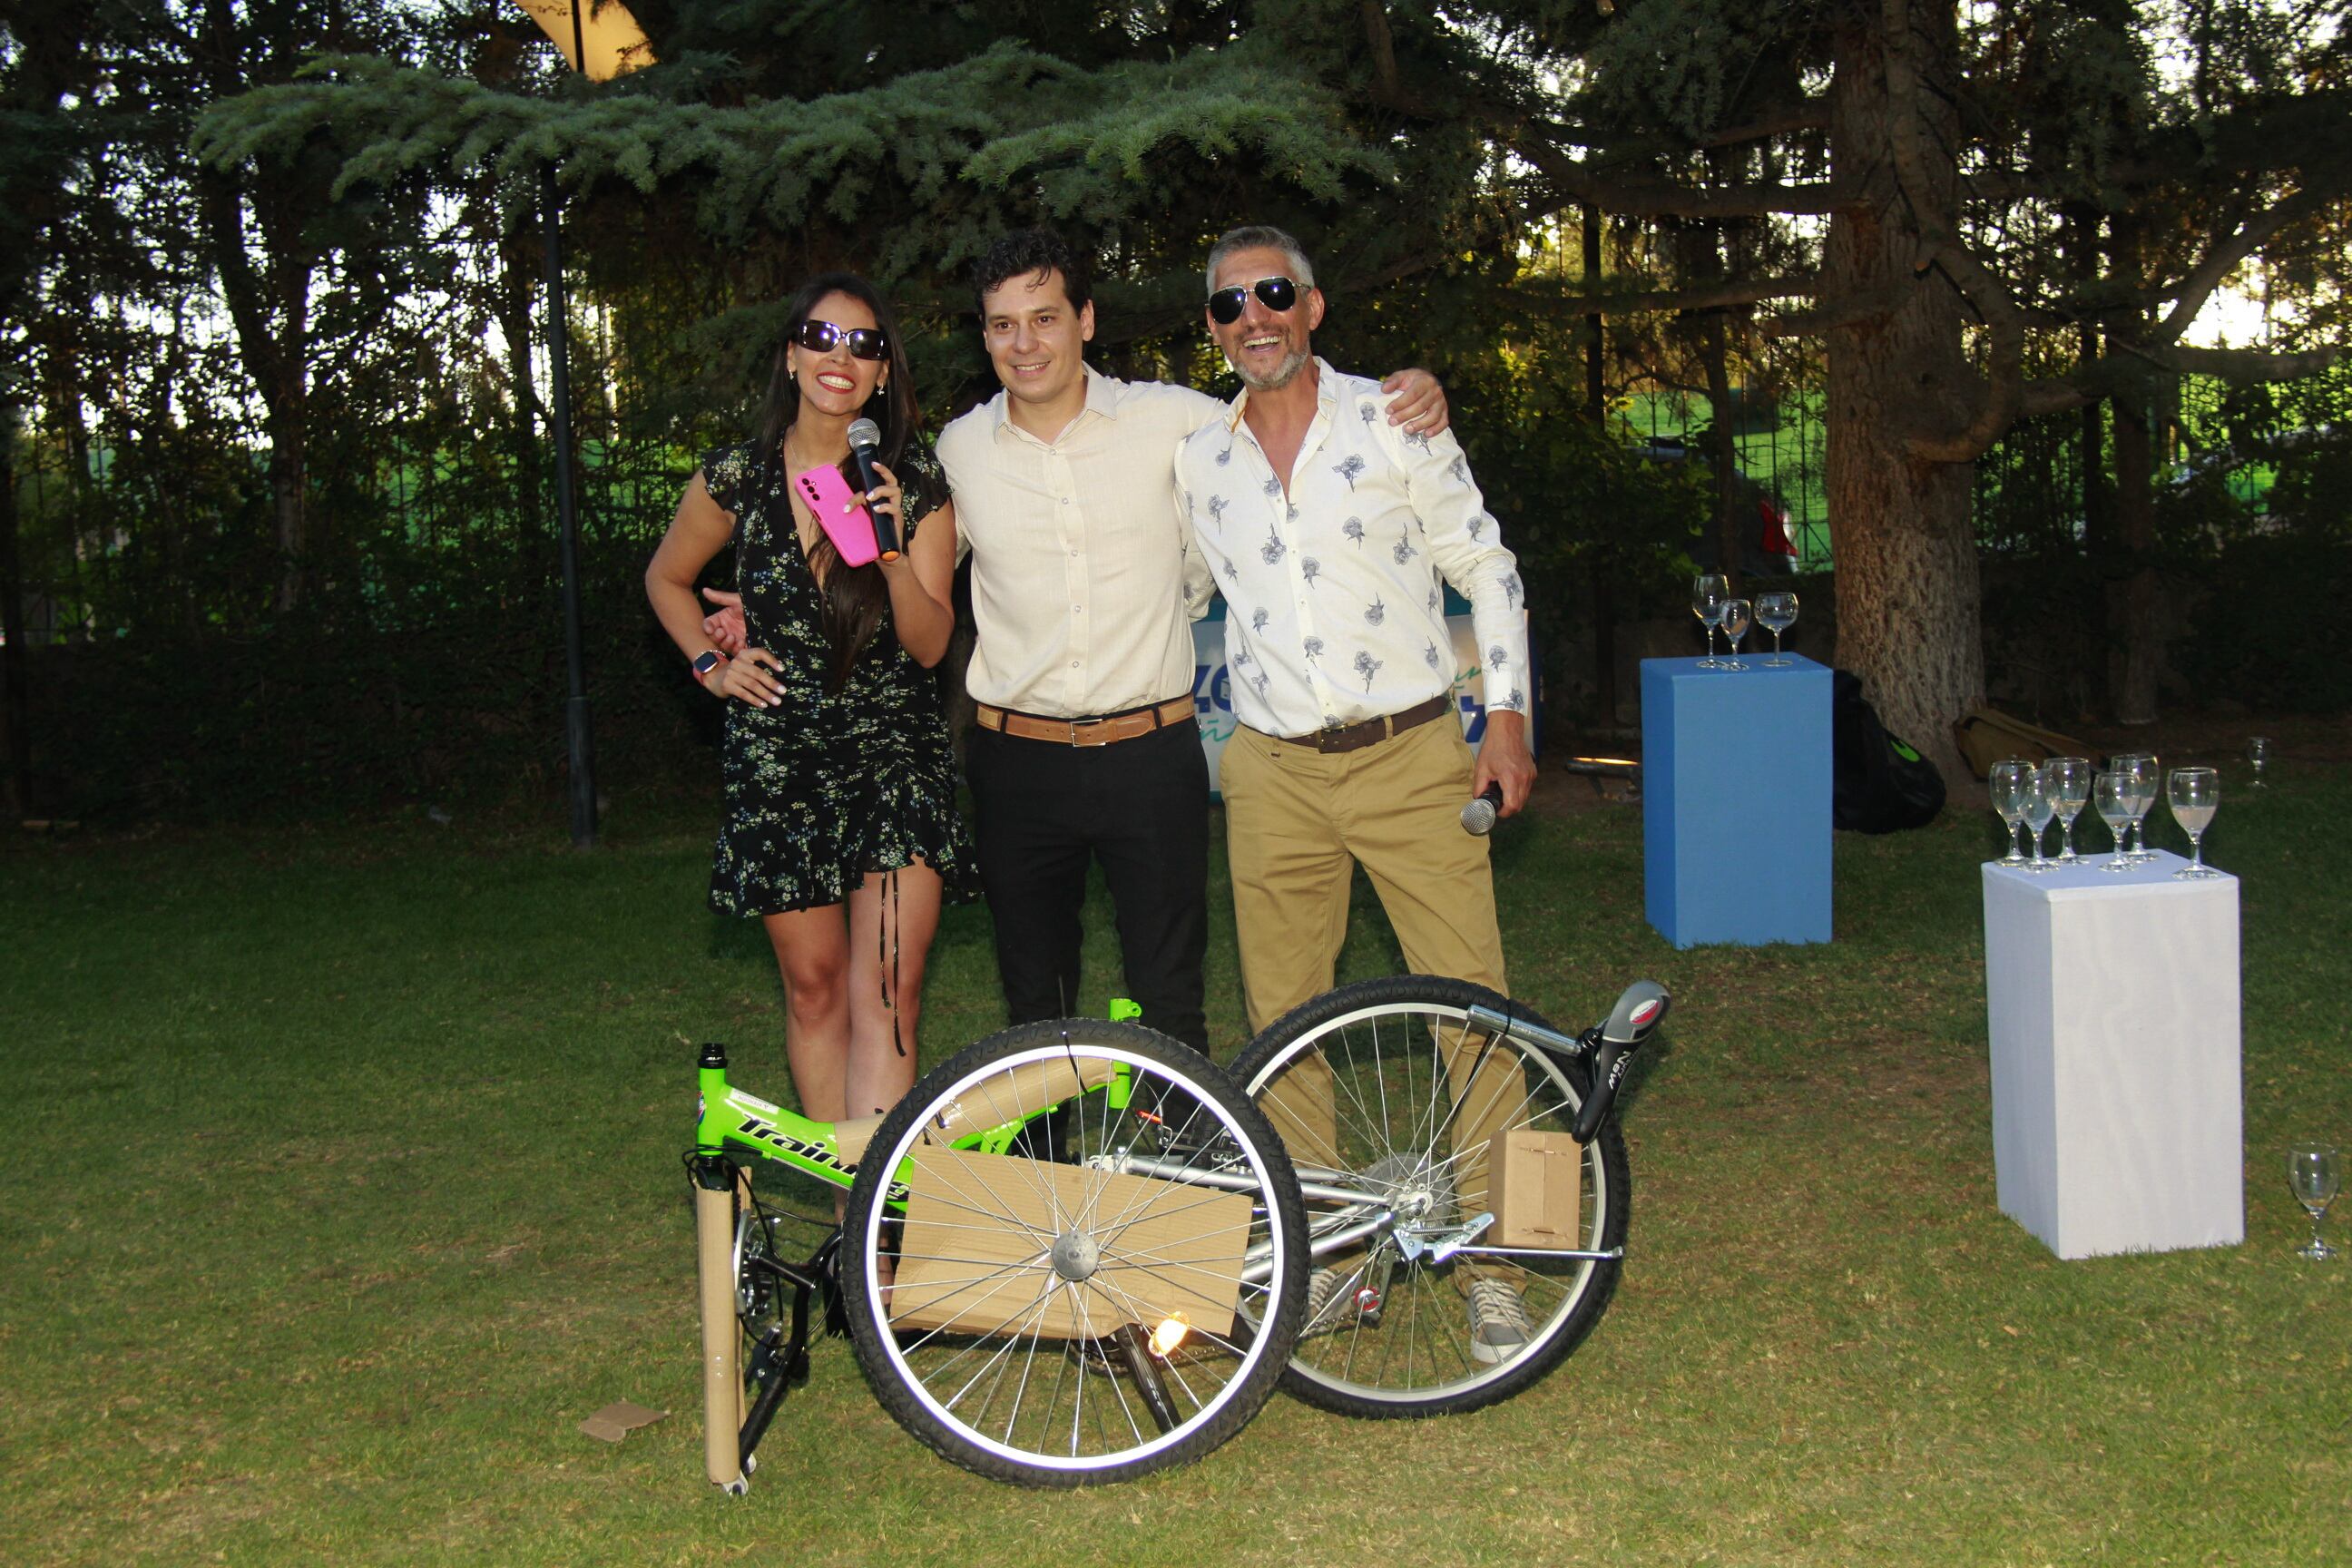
top-left (1982, 850), bottom-right (2243, 1259)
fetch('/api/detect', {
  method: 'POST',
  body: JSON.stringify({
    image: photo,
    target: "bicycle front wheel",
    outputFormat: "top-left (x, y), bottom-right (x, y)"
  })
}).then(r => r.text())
top-left (1231, 975), bottom-right (1632, 1418)
top-left (841, 1022), bottom-right (1308, 1486)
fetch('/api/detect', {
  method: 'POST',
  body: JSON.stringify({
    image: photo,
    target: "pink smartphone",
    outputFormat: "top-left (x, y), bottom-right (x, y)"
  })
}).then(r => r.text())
top-left (794, 464), bottom-right (878, 566)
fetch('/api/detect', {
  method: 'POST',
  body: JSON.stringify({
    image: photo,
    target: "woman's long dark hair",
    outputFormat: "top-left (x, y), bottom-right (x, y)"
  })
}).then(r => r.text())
top-left (752, 272), bottom-right (921, 691)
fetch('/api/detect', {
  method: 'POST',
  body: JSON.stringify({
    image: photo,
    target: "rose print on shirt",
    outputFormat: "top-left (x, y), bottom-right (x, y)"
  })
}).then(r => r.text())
top-left (1402, 428), bottom-right (1434, 453)
top-left (1427, 585), bottom-right (1441, 612)
top-left (1334, 455), bottom-right (1366, 492)
top-left (1303, 636), bottom-right (1324, 666)
top-left (1466, 514), bottom-right (1486, 540)
top-left (1448, 454), bottom-right (1469, 485)
top-left (1260, 526), bottom-right (1286, 565)
top-left (1353, 649), bottom-right (1383, 691)
top-left (1251, 606), bottom-right (1270, 635)
top-left (1358, 401), bottom-right (1379, 426)
top-left (1206, 494), bottom-right (1228, 527)
top-left (1300, 557), bottom-right (1322, 590)
top-left (1220, 558), bottom-right (1239, 583)
top-left (1424, 639), bottom-right (1442, 669)
top-left (1393, 525), bottom-right (1418, 565)
top-left (1216, 445), bottom-right (1233, 466)
top-left (1261, 475), bottom-right (1281, 497)
top-left (1504, 571), bottom-right (1522, 609)
top-left (1365, 594), bottom-right (1385, 626)
top-left (1343, 516), bottom-right (1366, 547)
top-left (1487, 643), bottom-right (1510, 671)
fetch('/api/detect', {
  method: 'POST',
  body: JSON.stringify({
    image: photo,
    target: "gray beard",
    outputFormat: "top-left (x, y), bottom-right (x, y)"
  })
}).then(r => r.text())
top-left (1235, 348), bottom-right (1311, 392)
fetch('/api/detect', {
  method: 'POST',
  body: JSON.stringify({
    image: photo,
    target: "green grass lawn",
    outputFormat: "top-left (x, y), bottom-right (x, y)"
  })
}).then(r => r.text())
top-left (4, 757), bottom-right (2346, 1566)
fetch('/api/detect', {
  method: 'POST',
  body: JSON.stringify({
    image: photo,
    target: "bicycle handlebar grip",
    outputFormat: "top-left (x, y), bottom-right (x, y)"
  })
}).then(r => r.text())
top-left (1573, 982), bottom-right (1670, 1143)
top-left (1573, 1040), bottom-right (1632, 1144)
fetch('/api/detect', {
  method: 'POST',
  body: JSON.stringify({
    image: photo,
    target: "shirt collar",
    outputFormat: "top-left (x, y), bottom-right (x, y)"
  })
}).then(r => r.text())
top-left (1225, 357), bottom-right (1336, 433)
top-left (991, 365), bottom-right (1122, 442)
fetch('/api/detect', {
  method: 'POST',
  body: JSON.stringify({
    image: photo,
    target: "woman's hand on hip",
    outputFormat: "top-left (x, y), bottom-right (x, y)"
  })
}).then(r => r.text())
top-left (710, 647), bottom-right (786, 708)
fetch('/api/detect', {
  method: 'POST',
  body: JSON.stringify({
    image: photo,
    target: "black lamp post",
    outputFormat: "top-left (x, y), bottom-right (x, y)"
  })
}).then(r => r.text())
top-left (517, 1), bottom-right (652, 848)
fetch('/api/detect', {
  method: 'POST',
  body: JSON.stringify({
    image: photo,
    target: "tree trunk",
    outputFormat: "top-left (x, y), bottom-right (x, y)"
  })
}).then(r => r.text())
top-left (1702, 311), bottom-right (1740, 593)
top-left (496, 200), bottom-right (544, 593)
top-left (0, 405), bottom-right (32, 818)
top-left (1820, 4), bottom-right (1984, 791)
top-left (2112, 391), bottom-right (2161, 723)
top-left (1581, 206), bottom-right (1615, 727)
top-left (269, 383), bottom-right (309, 614)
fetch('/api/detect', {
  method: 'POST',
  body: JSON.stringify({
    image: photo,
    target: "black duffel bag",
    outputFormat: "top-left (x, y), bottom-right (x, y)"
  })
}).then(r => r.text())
top-left (1832, 669), bottom-right (1945, 833)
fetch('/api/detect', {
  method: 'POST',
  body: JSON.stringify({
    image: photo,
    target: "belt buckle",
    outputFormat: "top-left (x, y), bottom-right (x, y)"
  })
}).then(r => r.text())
top-left (1070, 717), bottom-right (1110, 747)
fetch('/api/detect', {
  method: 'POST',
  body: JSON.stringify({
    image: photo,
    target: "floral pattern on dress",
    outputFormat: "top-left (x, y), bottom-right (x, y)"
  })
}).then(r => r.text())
top-left (700, 440), bottom-right (976, 917)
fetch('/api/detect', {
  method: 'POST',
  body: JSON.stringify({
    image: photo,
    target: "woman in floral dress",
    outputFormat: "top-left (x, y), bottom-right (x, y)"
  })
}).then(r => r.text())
top-left (646, 273), bottom-right (972, 1130)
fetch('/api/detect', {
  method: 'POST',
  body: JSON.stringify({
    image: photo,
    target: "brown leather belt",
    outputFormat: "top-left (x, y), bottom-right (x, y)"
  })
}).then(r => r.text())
top-left (1275, 693), bottom-right (1453, 754)
top-left (975, 695), bottom-right (1197, 747)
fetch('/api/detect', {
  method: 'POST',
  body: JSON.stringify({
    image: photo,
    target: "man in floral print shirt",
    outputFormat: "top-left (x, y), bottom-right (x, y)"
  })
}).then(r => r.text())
top-left (1176, 224), bottom-right (1539, 1362)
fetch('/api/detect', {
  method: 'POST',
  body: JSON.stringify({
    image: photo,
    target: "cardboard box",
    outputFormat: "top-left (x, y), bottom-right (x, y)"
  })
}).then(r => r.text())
top-left (888, 1146), bottom-right (1252, 1340)
top-left (1489, 1129), bottom-right (1585, 1248)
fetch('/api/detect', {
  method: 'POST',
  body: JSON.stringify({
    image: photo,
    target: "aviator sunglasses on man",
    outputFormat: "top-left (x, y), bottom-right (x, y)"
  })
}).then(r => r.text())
top-left (790, 318), bottom-right (890, 361)
top-left (1206, 275), bottom-right (1304, 325)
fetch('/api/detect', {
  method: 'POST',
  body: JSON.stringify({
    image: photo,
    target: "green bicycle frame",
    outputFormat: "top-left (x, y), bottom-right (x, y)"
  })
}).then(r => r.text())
top-left (692, 1041), bottom-right (1137, 1207)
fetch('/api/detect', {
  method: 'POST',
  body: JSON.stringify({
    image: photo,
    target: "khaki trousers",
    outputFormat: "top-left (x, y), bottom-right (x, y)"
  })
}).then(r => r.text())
top-left (1220, 715), bottom-right (1519, 1224)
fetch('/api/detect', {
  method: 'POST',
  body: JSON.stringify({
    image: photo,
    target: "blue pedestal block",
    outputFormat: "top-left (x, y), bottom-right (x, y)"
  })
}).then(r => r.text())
top-left (1642, 654), bottom-right (1833, 948)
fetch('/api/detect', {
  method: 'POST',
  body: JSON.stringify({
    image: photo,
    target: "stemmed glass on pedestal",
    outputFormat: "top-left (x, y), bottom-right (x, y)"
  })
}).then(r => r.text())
top-left (2018, 768), bottom-right (2058, 872)
top-left (2043, 756), bottom-right (2092, 863)
top-left (1989, 759), bottom-right (2034, 865)
top-left (1720, 598), bottom-right (1752, 671)
top-left (2167, 766), bottom-right (2222, 879)
top-left (1756, 591), bottom-right (1798, 666)
top-left (1692, 575), bottom-right (1729, 668)
top-left (2113, 753), bottom-right (2159, 862)
top-left (2248, 736), bottom-right (2271, 789)
top-left (2093, 770), bottom-right (2136, 871)
top-left (2288, 1145), bottom-right (2339, 1260)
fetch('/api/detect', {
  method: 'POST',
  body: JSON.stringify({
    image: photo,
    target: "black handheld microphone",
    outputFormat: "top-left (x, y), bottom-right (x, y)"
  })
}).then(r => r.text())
top-left (845, 417), bottom-right (899, 562)
top-left (1460, 781), bottom-right (1504, 836)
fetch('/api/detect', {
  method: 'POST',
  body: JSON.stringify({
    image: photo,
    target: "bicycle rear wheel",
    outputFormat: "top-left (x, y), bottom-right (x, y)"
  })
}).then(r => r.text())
top-left (1230, 975), bottom-right (1631, 1418)
top-left (841, 1022), bottom-right (1308, 1486)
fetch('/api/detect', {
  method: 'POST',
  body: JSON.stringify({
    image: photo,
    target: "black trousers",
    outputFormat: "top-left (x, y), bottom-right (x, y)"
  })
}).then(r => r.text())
top-left (964, 717), bottom-right (1210, 1053)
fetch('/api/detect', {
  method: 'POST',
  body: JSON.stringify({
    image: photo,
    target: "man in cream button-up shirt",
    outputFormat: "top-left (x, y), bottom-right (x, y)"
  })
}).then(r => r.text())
top-left (938, 231), bottom-right (1449, 1055)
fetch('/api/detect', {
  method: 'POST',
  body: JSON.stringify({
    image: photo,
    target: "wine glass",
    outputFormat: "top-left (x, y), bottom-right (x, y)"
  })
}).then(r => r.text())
top-left (1691, 574), bottom-right (1728, 667)
top-left (2288, 1145), bottom-right (2339, 1259)
top-left (1756, 591), bottom-right (1798, 666)
top-left (2167, 766), bottom-right (2221, 879)
top-left (2020, 769), bottom-right (2057, 872)
top-left (2248, 736), bottom-right (2271, 789)
top-left (2043, 756), bottom-right (2092, 862)
top-left (2093, 770), bottom-right (2136, 871)
top-left (2114, 753), bottom-right (2159, 862)
top-left (1988, 759), bottom-right (2034, 865)
top-left (1720, 598), bottom-right (1752, 670)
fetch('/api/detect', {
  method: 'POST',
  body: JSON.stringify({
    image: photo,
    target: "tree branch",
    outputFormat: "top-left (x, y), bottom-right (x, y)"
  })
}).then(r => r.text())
top-left (1506, 275), bottom-right (1816, 318)
top-left (1882, 0), bottom-right (2022, 465)
top-left (2148, 191), bottom-right (2321, 347)
top-left (1513, 135), bottom-right (1846, 220)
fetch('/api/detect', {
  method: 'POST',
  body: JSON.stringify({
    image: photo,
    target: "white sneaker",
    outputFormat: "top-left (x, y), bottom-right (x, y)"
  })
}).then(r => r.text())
top-left (1465, 1279), bottom-right (1532, 1365)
